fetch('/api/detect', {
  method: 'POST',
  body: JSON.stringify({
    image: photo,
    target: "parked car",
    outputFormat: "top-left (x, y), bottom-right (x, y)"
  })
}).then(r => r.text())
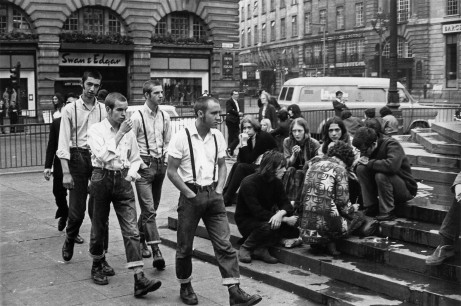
top-left (127, 104), bottom-right (195, 135)
top-left (277, 77), bottom-right (438, 135)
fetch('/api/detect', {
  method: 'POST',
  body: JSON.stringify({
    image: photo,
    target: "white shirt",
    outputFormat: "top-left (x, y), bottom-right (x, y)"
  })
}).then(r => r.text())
top-left (87, 119), bottom-right (142, 180)
top-left (233, 98), bottom-right (240, 112)
top-left (57, 97), bottom-right (107, 160)
top-left (130, 103), bottom-right (172, 158)
top-left (168, 123), bottom-right (226, 186)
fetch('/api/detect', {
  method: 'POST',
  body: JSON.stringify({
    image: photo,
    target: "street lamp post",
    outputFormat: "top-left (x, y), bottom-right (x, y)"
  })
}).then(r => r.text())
top-left (311, 23), bottom-right (326, 76)
top-left (370, 9), bottom-right (388, 78)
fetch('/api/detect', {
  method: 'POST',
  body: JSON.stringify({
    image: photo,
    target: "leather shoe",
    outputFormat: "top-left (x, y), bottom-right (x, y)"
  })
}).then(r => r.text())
top-left (62, 238), bottom-right (75, 261)
top-left (134, 272), bottom-right (161, 297)
top-left (253, 248), bottom-right (278, 264)
top-left (75, 235), bottom-right (85, 244)
top-left (239, 246), bottom-right (252, 263)
top-left (91, 261), bottom-right (108, 285)
top-left (57, 217), bottom-right (67, 231)
top-left (426, 245), bottom-right (455, 265)
top-left (180, 282), bottom-right (198, 305)
top-left (375, 214), bottom-right (396, 221)
top-left (152, 244), bottom-right (165, 270)
top-left (101, 257), bottom-right (115, 276)
top-left (229, 284), bottom-right (262, 306)
top-left (141, 242), bottom-right (152, 258)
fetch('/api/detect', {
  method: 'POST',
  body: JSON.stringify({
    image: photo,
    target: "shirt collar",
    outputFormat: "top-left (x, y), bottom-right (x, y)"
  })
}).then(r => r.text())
top-left (101, 118), bottom-right (115, 131)
top-left (77, 96), bottom-right (99, 110)
top-left (188, 121), bottom-right (216, 138)
top-left (143, 103), bottom-right (159, 116)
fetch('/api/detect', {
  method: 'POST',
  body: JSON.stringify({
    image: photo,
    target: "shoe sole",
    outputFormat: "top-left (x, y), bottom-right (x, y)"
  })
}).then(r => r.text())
top-left (142, 252), bottom-right (152, 258)
top-left (425, 253), bottom-right (455, 266)
top-left (180, 297), bottom-right (198, 305)
top-left (232, 295), bottom-right (263, 306)
top-left (239, 258), bottom-right (252, 264)
top-left (134, 280), bottom-right (162, 297)
top-left (92, 277), bottom-right (109, 285)
top-left (62, 243), bottom-right (74, 261)
top-left (252, 255), bottom-right (278, 264)
top-left (75, 239), bottom-right (84, 244)
top-left (153, 259), bottom-right (165, 270)
top-left (101, 270), bottom-right (115, 276)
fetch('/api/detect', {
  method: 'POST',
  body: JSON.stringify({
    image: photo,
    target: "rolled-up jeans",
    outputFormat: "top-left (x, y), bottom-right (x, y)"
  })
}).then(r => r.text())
top-left (439, 198), bottom-right (461, 244)
top-left (66, 148), bottom-right (92, 240)
top-left (135, 156), bottom-right (167, 245)
top-left (176, 186), bottom-right (240, 285)
top-left (89, 168), bottom-right (143, 268)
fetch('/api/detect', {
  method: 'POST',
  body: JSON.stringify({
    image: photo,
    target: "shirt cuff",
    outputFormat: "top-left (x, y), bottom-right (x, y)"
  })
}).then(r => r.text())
top-left (56, 149), bottom-right (70, 160)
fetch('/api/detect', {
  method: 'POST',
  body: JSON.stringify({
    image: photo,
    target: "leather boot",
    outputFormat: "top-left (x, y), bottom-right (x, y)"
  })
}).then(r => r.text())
top-left (253, 248), bottom-right (278, 264)
top-left (62, 238), bottom-right (75, 261)
top-left (134, 271), bottom-right (162, 297)
top-left (91, 261), bottom-right (108, 285)
top-left (180, 282), bottom-right (198, 305)
top-left (228, 284), bottom-right (262, 306)
top-left (238, 246), bottom-right (252, 263)
top-left (141, 240), bottom-right (152, 258)
top-left (152, 244), bottom-right (165, 270)
top-left (100, 257), bottom-right (115, 276)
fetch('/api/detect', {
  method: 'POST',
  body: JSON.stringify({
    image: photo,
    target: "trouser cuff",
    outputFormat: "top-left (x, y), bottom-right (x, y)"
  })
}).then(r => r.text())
top-left (89, 251), bottom-right (105, 261)
top-left (126, 261), bottom-right (144, 269)
top-left (177, 276), bottom-right (192, 284)
top-left (146, 240), bottom-right (162, 245)
top-left (222, 277), bottom-right (240, 286)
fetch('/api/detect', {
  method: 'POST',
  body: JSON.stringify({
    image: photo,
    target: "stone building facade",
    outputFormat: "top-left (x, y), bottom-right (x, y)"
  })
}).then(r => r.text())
top-left (0, 0), bottom-right (240, 121)
top-left (238, 0), bottom-right (461, 97)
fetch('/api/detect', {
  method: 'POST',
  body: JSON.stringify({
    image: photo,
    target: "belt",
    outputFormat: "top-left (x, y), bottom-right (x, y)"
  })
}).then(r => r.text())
top-left (185, 182), bottom-right (216, 193)
top-left (70, 147), bottom-right (90, 153)
top-left (141, 155), bottom-right (163, 165)
top-left (93, 167), bottom-right (127, 176)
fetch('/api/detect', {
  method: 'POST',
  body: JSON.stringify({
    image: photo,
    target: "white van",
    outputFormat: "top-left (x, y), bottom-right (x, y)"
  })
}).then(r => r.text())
top-left (277, 77), bottom-right (438, 134)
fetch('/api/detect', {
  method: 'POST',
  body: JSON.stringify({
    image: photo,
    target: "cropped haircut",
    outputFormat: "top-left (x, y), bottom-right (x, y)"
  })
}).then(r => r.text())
top-left (289, 118), bottom-right (309, 141)
top-left (193, 96), bottom-right (219, 117)
top-left (341, 109), bottom-right (352, 120)
top-left (97, 89), bottom-right (109, 101)
top-left (336, 90), bottom-right (343, 96)
top-left (82, 70), bottom-right (102, 83)
top-left (321, 117), bottom-right (349, 154)
top-left (105, 92), bottom-right (127, 110)
top-left (277, 109), bottom-right (289, 121)
top-left (240, 115), bottom-right (261, 132)
top-left (143, 80), bottom-right (162, 95)
top-left (364, 108), bottom-right (376, 118)
top-left (327, 140), bottom-right (356, 168)
top-left (352, 127), bottom-right (378, 150)
top-left (364, 118), bottom-right (383, 135)
top-left (258, 150), bottom-right (286, 181)
top-left (380, 106), bottom-right (393, 117)
top-left (231, 90), bottom-right (238, 96)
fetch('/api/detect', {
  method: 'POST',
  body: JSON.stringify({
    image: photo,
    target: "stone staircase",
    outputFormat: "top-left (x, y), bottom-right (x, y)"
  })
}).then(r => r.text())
top-left (160, 121), bottom-right (461, 305)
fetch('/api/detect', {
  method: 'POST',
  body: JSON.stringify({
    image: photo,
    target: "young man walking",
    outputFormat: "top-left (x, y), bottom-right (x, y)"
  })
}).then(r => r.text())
top-left (225, 90), bottom-right (242, 157)
top-left (131, 80), bottom-right (171, 269)
top-left (87, 92), bottom-right (162, 296)
top-left (57, 70), bottom-right (110, 267)
top-left (167, 96), bottom-right (262, 306)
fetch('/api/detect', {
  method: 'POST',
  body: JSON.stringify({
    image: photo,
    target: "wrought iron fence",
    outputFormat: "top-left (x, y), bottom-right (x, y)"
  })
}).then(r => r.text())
top-left (0, 107), bottom-right (457, 169)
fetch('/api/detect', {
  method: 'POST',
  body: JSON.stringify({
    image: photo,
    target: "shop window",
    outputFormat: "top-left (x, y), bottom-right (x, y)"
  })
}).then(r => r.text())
top-left (446, 34), bottom-right (458, 88)
top-left (335, 39), bottom-right (364, 63)
top-left (336, 6), bottom-right (344, 30)
top-left (304, 12), bottom-right (311, 34)
top-left (63, 7), bottom-right (125, 35)
top-left (154, 13), bottom-right (210, 41)
top-left (155, 20), bottom-right (166, 35)
top-left (304, 45), bottom-right (313, 64)
top-left (0, 4), bottom-right (32, 34)
top-left (355, 3), bottom-right (364, 26)
top-left (447, 0), bottom-right (459, 15)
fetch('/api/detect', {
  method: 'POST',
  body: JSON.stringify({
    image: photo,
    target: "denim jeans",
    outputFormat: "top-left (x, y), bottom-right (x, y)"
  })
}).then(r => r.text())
top-left (135, 157), bottom-right (167, 245)
top-left (356, 164), bottom-right (413, 215)
top-left (176, 189), bottom-right (240, 285)
top-left (89, 168), bottom-right (143, 268)
top-left (439, 198), bottom-right (460, 244)
top-left (66, 149), bottom-right (92, 240)
top-left (223, 163), bottom-right (257, 204)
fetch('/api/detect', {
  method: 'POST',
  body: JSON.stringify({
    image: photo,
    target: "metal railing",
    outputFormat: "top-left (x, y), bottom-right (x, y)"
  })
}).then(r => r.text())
top-left (0, 107), bottom-right (457, 170)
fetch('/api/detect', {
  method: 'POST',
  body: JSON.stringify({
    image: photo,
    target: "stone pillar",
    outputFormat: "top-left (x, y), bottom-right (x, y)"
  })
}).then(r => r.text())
top-left (129, 45), bottom-right (152, 105)
top-left (36, 42), bottom-right (60, 122)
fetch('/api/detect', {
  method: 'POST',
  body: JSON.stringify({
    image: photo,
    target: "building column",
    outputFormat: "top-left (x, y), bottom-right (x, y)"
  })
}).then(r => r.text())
top-left (129, 45), bottom-right (151, 104)
top-left (37, 42), bottom-right (60, 122)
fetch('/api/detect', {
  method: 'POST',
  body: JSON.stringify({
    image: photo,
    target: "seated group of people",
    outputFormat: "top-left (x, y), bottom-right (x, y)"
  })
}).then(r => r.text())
top-left (224, 111), bottom-right (422, 263)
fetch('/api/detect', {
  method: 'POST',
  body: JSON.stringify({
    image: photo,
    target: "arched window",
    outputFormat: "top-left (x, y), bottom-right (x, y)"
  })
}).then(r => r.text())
top-left (63, 6), bottom-right (126, 35)
top-left (382, 37), bottom-right (412, 58)
top-left (0, 3), bottom-right (33, 34)
top-left (154, 12), bottom-right (210, 40)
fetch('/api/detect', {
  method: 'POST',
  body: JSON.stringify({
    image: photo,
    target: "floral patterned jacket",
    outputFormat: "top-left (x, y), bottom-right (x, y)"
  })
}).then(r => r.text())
top-left (299, 156), bottom-right (356, 240)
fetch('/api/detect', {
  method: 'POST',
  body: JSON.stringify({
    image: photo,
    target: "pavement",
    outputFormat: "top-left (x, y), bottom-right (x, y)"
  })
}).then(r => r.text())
top-left (0, 165), bottom-right (319, 306)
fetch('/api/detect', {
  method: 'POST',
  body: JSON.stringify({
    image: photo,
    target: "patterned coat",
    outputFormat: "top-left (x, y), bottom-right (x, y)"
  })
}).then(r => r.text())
top-left (300, 156), bottom-right (356, 241)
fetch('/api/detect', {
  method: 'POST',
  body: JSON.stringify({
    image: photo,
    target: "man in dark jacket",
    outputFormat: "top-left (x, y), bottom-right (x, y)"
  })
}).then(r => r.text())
top-left (236, 151), bottom-right (298, 264)
top-left (225, 90), bottom-right (241, 157)
top-left (352, 127), bottom-right (417, 221)
top-left (332, 90), bottom-right (346, 117)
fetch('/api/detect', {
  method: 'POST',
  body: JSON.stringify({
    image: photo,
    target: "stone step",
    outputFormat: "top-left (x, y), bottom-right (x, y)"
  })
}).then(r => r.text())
top-left (400, 140), bottom-right (461, 169)
top-left (165, 218), bottom-right (461, 305)
top-left (431, 122), bottom-right (461, 143)
top-left (411, 166), bottom-right (458, 185)
top-left (158, 227), bottom-right (413, 306)
top-left (396, 196), bottom-right (449, 224)
top-left (411, 130), bottom-right (461, 156)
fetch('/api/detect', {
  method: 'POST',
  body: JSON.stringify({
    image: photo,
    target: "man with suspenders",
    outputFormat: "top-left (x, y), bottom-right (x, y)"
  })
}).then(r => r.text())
top-left (130, 80), bottom-right (171, 269)
top-left (167, 96), bottom-right (262, 306)
top-left (57, 71), bottom-right (112, 276)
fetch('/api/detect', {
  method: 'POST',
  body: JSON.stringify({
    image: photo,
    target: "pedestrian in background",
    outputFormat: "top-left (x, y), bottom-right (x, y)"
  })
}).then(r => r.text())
top-left (332, 90), bottom-right (347, 117)
top-left (0, 99), bottom-right (5, 133)
top-left (167, 96), bottom-right (262, 306)
top-left (380, 106), bottom-right (399, 135)
top-left (341, 109), bottom-right (363, 137)
top-left (260, 118), bottom-right (273, 133)
top-left (287, 104), bottom-right (303, 120)
top-left (258, 91), bottom-right (277, 129)
top-left (225, 90), bottom-right (242, 157)
top-left (130, 80), bottom-right (171, 269)
top-left (8, 101), bottom-right (20, 133)
top-left (97, 89), bottom-right (109, 103)
top-left (52, 93), bottom-right (65, 119)
top-left (270, 109), bottom-right (291, 152)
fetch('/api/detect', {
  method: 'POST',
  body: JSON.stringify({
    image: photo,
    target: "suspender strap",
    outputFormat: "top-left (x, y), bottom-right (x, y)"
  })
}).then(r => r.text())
top-left (73, 101), bottom-right (102, 149)
top-left (138, 110), bottom-right (150, 155)
top-left (185, 128), bottom-right (196, 183)
top-left (185, 128), bottom-right (218, 184)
